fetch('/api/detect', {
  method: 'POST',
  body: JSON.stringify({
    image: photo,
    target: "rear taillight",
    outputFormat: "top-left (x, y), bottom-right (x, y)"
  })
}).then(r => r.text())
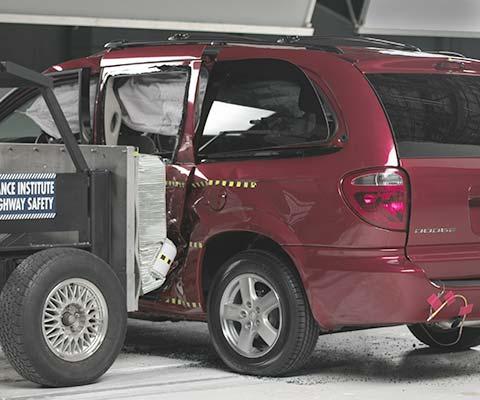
top-left (341, 168), bottom-right (409, 231)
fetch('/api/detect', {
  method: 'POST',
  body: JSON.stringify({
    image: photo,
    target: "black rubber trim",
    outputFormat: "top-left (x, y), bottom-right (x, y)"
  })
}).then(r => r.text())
top-left (433, 279), bottom-right (480, 288)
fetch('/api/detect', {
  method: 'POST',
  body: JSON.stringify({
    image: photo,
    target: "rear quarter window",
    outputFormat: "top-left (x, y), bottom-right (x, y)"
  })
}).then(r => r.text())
top-left (367, 73), bottom-right (480, 157)
top-left (197, 59), bottom-right (333, 160)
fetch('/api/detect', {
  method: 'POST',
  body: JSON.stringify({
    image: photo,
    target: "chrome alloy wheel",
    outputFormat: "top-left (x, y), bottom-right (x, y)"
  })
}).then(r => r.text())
top-left (42, 278), bottom-right (108, 362)
top-left (220, 273), bottom-right (282, 358)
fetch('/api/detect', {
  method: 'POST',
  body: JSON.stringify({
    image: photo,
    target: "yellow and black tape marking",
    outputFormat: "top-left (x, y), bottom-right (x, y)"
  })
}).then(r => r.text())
top-left (158, 253), bottom-right (173, 265)
top-left (166, 180), bottom-right (186, 188)
top-left (165, 297), bottom-right (201, 309)
top-left (191, 179), bottom-right (257, 189)
top-left (189, 241), bottom-right (204, 249)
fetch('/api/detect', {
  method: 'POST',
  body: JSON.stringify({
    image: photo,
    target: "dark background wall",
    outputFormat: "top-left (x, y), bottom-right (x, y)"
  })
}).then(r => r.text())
top-left (0, 0), bottom-right (479, 71)
top-left (313, 0), bottom-right (480, 59)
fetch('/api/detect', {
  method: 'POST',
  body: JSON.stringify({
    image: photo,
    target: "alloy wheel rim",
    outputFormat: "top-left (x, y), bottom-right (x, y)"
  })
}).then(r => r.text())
top-left (42, 278), bottom-right (108, 362)
top-left (220, 272), bottom-right (282, 358)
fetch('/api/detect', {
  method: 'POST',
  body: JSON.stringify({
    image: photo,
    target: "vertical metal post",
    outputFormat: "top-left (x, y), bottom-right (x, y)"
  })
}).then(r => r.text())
top-left (90, 170), bottom-right (111, 264)
top-left (358, 0), bottom-right (371, 29)
top-left (78, 67), bottom-right (92, 144)
top-left (304, 0), bottom-right (317, 28)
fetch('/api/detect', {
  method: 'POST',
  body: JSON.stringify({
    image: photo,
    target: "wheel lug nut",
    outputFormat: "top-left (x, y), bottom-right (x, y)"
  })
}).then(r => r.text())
top-left (255, 307), bottom-right (260, 313)
top-left (246, 301), bottom-right (252, 308)
top-left (240, 310), bottom-right (247, 318)
top-left (246, 322), bottom-right (252, 329)
top-left (255, 320), bottom-right (260, 326)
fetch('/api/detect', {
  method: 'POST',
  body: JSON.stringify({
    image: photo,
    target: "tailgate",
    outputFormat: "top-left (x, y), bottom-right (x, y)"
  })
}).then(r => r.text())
top-left (366, 63), bottom-right (480, 280)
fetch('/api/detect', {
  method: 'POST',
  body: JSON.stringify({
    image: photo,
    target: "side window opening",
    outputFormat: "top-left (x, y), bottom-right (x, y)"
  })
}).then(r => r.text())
top-left (103, 68), bottom-right (190, 159)
top-left (367, 73), bottom-right (480, 157)
top-left (195, 66), bottom-right (209, 130)
top-left (0, 78), bottom-right (97, 144)
top-left (197, 59), bottom-right (332, 160)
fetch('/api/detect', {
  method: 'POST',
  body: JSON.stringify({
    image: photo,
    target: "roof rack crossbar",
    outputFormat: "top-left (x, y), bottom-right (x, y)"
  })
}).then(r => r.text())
top-left (103, 33), bottom-right (421, 54)
top-left (430, 50), bottom-right (466, 58)
top-left (104, 37), bottom-right (341, 54)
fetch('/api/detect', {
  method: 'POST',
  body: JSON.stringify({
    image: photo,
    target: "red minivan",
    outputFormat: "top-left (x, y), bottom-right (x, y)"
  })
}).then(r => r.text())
top-left (1, 35), bottom-right (480, 380)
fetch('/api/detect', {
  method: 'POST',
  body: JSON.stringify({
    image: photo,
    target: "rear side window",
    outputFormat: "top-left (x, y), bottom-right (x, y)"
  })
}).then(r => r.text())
top-left (368, 73), bottom-right (480, 157)
top-left (198, 59), bottom-right (332, 159)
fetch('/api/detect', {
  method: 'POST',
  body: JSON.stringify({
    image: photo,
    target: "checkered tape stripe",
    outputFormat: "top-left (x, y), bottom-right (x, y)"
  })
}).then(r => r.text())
top-left (166, 179), bottom-right (257, 190)
top-left (0, 212), bottom-right (56, 220)
top-left (165, 297), bottom-right (200, 309)
top-left (0, 173), bottom-right (56, 180)
top-left (166, 180), bottom-right (186, 188)
top-left (191, 179), bottom-right (257, 189)
top-left (158, 253), bottom-right (173, 265)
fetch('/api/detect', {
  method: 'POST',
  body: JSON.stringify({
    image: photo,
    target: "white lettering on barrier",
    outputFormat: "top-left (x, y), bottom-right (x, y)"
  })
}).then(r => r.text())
top-left (17, 181), bottom-right (55, 196)
top-left (0, 182), bottom-right (16, 196)
top-left (27, 197), bottom-right (54, 211)
top-left (0, 197), bottom-right (26, 212)
top-left (0, 174), bottom-right (57, 219)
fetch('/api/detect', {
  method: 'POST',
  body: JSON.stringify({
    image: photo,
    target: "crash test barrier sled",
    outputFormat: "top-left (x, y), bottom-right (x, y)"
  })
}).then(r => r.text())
top-left (0, 61), bottom-right (175, 387)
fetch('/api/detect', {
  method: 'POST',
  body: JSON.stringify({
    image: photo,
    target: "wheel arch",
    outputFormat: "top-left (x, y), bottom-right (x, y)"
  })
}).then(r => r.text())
top-left (199, 230), bottom-right (307, 307)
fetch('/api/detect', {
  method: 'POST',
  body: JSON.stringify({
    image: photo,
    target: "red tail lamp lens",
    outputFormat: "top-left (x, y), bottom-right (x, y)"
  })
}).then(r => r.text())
top-left (341, 168), bottom-right (409, 231)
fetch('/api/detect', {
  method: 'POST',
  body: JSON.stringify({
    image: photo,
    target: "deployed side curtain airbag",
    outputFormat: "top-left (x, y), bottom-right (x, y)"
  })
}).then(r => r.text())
top-left (116, 72), bottom-right (189, 136)
top-left (22, 81), bottom-right (97, 139)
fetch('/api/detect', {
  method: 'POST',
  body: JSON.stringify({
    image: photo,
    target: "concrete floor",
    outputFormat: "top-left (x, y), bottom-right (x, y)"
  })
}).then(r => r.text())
top-left (1, 319), bottom-right (480, 399)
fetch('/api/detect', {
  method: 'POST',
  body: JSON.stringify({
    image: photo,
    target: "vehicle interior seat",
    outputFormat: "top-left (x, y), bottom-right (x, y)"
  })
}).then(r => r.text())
top-left (298, 85), bottom-right (329, 140)
top-left (104, 78), bottom-right (158, 154)
top-left (117, 127), bottom-right (157, 154)
top-left (104, 79), bottom-right (122, 146)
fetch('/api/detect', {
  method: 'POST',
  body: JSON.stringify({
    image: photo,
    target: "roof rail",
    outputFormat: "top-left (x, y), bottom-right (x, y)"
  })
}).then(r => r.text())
top-left (167, 32), bottom-right (268, 44)
top-left (104, 39), bottom-right (129, 49)
top-left (349, 36), bottom-right (421, 51)
top-left (430, 50), bottom-right (466, 58)
top-left (104, 34), bottom-right (341, 54)
top-left (103, 33), bottom-right (420, 54)
top-left (105, 32), bottom-right (281, 50)
top-left (277, 35), bottom-right (420, 52)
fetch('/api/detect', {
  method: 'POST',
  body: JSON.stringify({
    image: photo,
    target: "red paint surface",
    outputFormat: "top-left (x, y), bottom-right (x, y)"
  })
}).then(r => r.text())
top-left (50, 43), bottom-right (480, 330)
top-left (402, 158), bottom-right (480, 279)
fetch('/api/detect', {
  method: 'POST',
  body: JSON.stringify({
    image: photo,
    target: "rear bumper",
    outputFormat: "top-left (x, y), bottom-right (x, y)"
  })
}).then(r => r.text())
top-left (284, 245), bottom-right (480, 331)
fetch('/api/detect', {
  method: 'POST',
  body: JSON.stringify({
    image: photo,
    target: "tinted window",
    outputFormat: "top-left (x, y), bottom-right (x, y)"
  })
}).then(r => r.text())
top-left (368, 73), bottom-right (480, 157)
top-left (198, 60), bottom-right (331, 159)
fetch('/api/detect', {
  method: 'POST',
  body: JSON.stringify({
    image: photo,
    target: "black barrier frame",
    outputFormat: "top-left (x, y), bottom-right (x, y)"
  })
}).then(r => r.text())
top-left (0, 61), bottom-right (89, 173)
top-left (0, 61), bottom-right (112, 265)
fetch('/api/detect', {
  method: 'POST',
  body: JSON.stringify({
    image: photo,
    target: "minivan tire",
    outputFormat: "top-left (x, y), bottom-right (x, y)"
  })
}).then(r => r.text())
top-left (208, 250), bottom-right (319, 376)
top-left (408, 323), bottom-right (480, 350)
top-left (0, 248), bottom-right (127, 387)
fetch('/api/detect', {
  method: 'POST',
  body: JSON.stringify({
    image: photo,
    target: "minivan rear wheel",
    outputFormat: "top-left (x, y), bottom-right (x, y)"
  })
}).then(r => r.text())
top-left (408, 323), bottom-right (480, 350)
top-left (207, 250), bottom-right (319, 376)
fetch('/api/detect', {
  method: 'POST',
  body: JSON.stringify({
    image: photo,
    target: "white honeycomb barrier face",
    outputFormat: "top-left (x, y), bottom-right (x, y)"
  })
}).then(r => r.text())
top-left (136, 154), bottom-right (176, 294)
